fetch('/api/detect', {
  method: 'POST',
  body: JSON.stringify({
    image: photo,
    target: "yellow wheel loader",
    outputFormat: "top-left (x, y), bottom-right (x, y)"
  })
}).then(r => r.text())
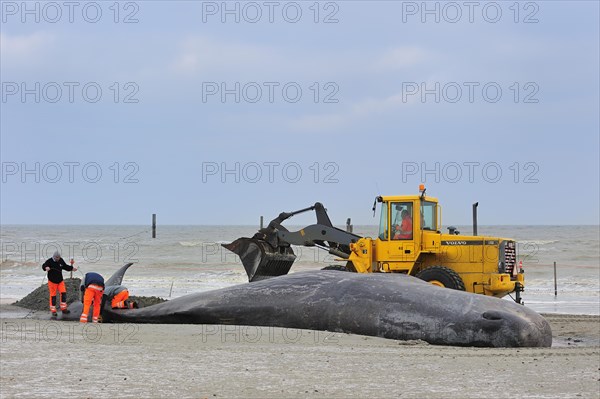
top-left (223, 186), bottom-right (524, 303)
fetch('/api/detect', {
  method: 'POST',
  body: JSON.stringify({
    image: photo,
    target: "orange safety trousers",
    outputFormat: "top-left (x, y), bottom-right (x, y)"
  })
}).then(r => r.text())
top-left (111, 289), bottom-right (130, 309)
top-left (80, 284), bottom-right (104, 323)
top-left (48, 281), bottom-right (67, 312)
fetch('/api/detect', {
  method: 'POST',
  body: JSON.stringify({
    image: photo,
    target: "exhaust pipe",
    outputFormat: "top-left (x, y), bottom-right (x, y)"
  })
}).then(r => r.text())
top-left (473, 202), bottom-right (478, 236)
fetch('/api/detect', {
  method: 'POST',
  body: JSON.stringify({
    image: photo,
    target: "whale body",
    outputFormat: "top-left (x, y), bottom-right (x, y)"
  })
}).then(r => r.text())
top-left (84, 265), bottom-right (552, 348)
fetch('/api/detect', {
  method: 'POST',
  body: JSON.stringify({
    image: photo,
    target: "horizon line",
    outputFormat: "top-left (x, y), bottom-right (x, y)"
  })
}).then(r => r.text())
top-left (1, 223), bottom-right (599, 227)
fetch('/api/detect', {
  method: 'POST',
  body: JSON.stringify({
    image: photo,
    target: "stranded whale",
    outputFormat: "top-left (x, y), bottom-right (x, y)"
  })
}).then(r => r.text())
top-left (78, 264), bottom-right (552, 348)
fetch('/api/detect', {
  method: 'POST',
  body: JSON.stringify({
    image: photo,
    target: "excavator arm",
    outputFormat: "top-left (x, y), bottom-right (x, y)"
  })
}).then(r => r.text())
top-left (222, 203), bottom-right (361, 282)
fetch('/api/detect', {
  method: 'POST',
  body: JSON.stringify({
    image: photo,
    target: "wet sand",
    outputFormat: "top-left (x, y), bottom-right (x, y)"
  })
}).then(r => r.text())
top-left (1, 305), bottom-right (598, 398)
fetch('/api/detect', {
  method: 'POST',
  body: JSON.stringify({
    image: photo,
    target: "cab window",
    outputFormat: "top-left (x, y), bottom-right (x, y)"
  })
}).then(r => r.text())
top-left (378, 201), bottom-right (388, 240)
top-left (391, 202), bottom-right (413, 240)
top-left (420, 201), bottom-right (436, 230)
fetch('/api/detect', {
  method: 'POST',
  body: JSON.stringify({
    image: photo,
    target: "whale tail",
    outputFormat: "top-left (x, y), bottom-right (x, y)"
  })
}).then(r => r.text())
top-left (222, 238), bottom-right (296, 282)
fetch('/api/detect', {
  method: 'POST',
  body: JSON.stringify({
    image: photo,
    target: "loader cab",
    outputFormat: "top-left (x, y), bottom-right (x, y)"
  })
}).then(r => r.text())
top-left (377, 196), bottom-right (439, 239)
top-left (375, 194), bottom-right (440, 271)
top-left (378, 199), bottom-right (414, 240)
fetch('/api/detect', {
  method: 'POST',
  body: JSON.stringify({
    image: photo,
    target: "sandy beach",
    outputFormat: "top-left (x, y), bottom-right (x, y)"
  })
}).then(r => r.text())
top-left (1, 305), bottom-right (598, 399)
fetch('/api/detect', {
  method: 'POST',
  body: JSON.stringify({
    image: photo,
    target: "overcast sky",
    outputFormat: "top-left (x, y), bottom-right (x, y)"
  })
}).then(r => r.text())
top-left (1, 1), bottom-right (598, 225)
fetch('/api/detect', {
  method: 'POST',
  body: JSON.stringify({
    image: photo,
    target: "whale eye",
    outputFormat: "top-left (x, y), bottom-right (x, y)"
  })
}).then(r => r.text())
top-left (482, 311), bottom-right (503, 321)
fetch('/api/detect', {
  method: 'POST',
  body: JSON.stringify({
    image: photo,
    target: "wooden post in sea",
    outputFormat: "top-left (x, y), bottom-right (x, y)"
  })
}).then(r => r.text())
top-left (346, 218), bottom-right (353, 233)
top-left (260, 216), bottom-right (264, 229)
top-left (152, 214), bottom-right (156, 238)
top-left (553, 261), bottom-right (557, 296)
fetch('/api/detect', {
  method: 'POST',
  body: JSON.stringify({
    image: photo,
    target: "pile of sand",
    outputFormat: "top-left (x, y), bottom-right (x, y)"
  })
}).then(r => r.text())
top-left (14, 278), bottom-right (82, 310)
top-left (13, 278), bottom-right (167, 310)
top-left (129, 295), bottom-right (167, 307)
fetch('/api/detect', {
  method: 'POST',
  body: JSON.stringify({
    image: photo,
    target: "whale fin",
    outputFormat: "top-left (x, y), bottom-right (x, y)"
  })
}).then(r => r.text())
top-left (105, 263), bottom-right (134, 286)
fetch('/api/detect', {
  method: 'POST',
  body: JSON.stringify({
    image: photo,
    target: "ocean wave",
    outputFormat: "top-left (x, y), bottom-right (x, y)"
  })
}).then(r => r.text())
top-left (0, 260), bottom-right (38, 269)
top-left (570, 254), bottom-right (600, 262)
top-left (178, 241), bottom-right (204, 247)
top-left (519, 240), bottom-right (560, 246)
top-left (0, 260), bottom-right (20, 269)
top-left (177, 241), bottom-right (230, 248)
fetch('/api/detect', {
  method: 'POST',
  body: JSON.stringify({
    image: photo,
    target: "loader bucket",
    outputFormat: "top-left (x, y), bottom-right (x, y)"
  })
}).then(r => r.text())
top-left (222, 238), bottom-right (296, 282)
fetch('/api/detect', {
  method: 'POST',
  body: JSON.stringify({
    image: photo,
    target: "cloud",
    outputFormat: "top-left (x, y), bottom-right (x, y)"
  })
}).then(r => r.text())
top-left (289, 113), bottom-right (347, 131)
top-left (170, 36), bottom-right (280, 76)
top-left (170, 35), bottom-right (431, 79)
top-left (0, 32), bottom-right (55, 67)
top-left (168, 38), bottom-right (432, 131)
top-left (289, 90), bottom-right (422, 132)
top-left (373, 46), bottom-right (429, 70)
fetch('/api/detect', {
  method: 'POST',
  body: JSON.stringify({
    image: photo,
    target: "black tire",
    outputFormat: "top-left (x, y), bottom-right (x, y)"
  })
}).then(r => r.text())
top-left (415, 266), bottom-right (466, 291)
top-left (321, 265), bottom-right (349, 272)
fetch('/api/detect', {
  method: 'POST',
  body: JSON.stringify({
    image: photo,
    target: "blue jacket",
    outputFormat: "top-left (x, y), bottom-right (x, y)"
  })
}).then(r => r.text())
top-left (82, 272), bottom-right (105, 289)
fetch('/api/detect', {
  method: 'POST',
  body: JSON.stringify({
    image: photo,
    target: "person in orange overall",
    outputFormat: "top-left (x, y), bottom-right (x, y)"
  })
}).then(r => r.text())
top-left (393, 210), bottom-right (413, 239)
top-left (42, 251), bottom-right (77, 317)
top-left (79, 272), bottom-right (105, 323)
top-left (104, 285), bottom-right (138, 309)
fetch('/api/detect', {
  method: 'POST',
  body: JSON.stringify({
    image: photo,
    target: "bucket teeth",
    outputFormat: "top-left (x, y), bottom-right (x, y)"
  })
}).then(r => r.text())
top-left (222, 238), bottom-right (296, 282)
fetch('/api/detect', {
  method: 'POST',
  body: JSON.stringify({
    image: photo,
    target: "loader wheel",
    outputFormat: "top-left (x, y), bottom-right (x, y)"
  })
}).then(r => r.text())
top-left (321, 265), bottom-right (349, 272)
top-left (415, 266), bottom-right (466, 291)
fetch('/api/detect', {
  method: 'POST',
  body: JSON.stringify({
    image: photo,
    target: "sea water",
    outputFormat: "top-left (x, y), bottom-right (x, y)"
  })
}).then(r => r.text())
top-left (1, 225), bottom-right (598, 315)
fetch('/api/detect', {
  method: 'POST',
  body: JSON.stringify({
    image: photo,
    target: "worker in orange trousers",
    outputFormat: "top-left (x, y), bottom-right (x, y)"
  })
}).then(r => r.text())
top-left (79, 272), bottom-right (105, 323)
top-left (104, 285), bottom-right (138, 309)
top-left (42, 251), bottom-right (77, 317)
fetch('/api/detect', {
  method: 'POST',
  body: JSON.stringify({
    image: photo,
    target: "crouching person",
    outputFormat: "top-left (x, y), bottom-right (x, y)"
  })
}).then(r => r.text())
top-left (80, 272), bottom-right (105, 323)
top-left (104, 285), bottom-right (138, 309)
